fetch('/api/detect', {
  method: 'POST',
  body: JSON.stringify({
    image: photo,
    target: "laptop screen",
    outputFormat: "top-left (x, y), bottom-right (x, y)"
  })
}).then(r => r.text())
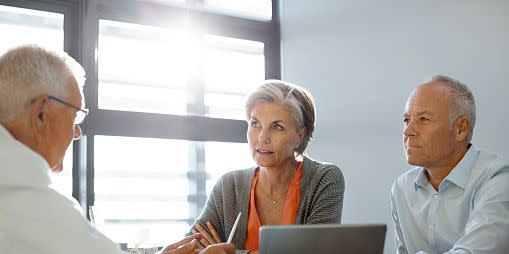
top-left (259, 224), bottom-right (386, 254)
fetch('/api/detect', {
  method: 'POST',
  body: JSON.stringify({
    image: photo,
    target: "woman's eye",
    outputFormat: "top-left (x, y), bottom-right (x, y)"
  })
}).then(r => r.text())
top-left (250, 121), bottom-right (260, 128)
top-left (273, 125), bottom-right (284, 131)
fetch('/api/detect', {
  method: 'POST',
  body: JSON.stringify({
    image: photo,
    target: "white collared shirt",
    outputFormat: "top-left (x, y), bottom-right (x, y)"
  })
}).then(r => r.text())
top-left (0, 124), bottom-right (122, 254)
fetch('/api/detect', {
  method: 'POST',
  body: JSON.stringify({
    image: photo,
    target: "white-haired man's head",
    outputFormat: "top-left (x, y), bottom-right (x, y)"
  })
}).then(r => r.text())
top-left (0, 44), bottom-right (86, 172)
top-left (0, 44), bottom-right (85, 124)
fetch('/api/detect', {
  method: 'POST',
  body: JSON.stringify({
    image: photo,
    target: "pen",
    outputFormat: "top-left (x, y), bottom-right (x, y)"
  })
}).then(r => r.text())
top-left (227, 212), bottom-right (242, 243)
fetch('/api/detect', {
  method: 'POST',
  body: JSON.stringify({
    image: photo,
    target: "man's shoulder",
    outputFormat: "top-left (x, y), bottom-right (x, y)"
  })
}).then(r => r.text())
top-left (395, 166), bottom-right (422, 184)
top-left (0, 184), bottom-right (80, 219)
top-left (0, 185), bottom-right (80, 245)
top-left (392, 166), bottom-right (422, 193)
top-left (470, 150), bottom-right (509, 184)
top-left (0, 185), bottom-right (121, 254)
top-left (476, 150), bottom-right (509, 172)
top-left (0, 139), bottom-right (50, 187)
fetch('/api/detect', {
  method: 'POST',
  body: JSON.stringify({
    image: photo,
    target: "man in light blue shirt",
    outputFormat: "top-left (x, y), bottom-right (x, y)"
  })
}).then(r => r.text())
top-left (391, 75), bottom-right (509, 254)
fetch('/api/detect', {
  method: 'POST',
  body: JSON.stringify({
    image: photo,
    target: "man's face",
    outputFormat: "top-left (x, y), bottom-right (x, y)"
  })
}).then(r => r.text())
top-left (403, 83), bottom-right (458, 169)
top-left (37, 77), bottom-right (83, 172)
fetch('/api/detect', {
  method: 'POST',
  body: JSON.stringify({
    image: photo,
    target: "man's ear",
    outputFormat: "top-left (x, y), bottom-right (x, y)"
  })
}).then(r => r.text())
top-left (30, 96), bottom-right (50, 144)
top-left (454, 116), bottom-right (470, 142)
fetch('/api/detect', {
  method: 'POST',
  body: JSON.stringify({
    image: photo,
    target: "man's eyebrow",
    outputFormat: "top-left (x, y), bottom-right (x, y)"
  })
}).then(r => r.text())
top-left (404, 110), bottom-right (433, 117)
top-left (415, 110), bottom-right (433, 116)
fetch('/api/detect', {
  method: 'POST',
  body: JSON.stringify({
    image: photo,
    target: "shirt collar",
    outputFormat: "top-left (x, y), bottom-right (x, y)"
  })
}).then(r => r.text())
top-left (443, 145), bottom-right (478, 189)
top-left (414, 167), bottom-right (429, 191)
top-left (414, 144), bottom-right (478, 191)
top-left (0, 124), bottom-right (52, 187)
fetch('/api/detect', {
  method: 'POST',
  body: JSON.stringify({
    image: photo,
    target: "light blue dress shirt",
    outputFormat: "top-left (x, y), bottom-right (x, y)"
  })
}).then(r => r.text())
top-left (391, 145), bottom-right (509, 254)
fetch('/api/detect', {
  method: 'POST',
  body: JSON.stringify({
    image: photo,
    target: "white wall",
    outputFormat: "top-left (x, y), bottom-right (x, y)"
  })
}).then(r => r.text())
top-left (280, 1), bottom-right (509, 253)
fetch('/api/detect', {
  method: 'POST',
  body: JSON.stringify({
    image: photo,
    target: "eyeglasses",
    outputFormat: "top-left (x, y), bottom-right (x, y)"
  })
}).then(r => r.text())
top-left (48, 95), bottom-right (89, 124)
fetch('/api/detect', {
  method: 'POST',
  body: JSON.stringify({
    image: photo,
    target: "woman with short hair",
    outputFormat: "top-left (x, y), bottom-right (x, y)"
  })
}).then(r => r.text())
top-left (191, 80), bottom-right (345, 254)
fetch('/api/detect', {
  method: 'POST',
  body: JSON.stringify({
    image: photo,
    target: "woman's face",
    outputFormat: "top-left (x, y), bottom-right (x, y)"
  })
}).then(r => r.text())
top-left (247, 101), bottom-right (306, 168)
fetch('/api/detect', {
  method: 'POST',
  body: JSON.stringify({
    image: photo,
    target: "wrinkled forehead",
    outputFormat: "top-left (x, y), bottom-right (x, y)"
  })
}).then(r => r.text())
top-left (405, 82), bottom-right (452, 111)
top-left (249, 101), bottom-right (297, 123)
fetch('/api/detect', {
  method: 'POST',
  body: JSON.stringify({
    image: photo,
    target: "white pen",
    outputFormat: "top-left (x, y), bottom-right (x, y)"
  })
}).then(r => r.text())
top-left (227, 212), bottom-right (242, 243)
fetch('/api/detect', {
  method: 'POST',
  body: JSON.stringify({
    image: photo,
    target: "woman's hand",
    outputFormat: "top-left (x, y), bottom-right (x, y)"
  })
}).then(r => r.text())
top-left (158, 234), bottom-right (202, 254)
top-left (192, 221), bottom-right (223, 248)
top-left (200, 243), bottom-right (235, 254)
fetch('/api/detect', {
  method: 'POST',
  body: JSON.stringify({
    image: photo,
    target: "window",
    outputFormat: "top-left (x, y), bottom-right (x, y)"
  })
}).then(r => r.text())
top-left (145, 0), bottom-right (272, 20)
top-left (51, 144), bottom-right (74, 197)
top-left (205, 141), bottom-right (253, 194)
top-left (92, 136), bottom-right (252, 245)
top-left (98, 20), bottom-right (265, 119)
top-left (93, 136), bottom-right (191, 244)
top-left (204, 35), bottom-right (265, 119)
top-left (0, 4), bottom-right (73, 198)
top-left (94, 17), bottom-right (262, 243)
top-left (98, 20), bottom-right (190, 115)
top-left (1, 0), bottom-right (279, 247)
top-left (204, 0), bottom-right (272, 20)
top-left (0, 5), bottom-right (63, 53)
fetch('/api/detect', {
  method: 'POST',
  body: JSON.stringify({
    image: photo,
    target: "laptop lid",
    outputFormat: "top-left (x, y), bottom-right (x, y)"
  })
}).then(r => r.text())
top-left (259, 224), bottom-right (386, 254)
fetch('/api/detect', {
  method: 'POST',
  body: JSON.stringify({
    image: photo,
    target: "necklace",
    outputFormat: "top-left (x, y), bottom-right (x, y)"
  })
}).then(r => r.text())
top-left (257, 184), bottom-right (289, 205)
top-left (256, 165), bottom-right (297, 205)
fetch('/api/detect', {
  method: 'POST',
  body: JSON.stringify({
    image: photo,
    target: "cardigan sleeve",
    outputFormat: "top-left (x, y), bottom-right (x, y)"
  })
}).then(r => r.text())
top-left (191, 177), bottom-right (227, 242)
top-left (304, 164), bottom-right (345, 224)
top-left (190, 170), bottom-right (254, 253)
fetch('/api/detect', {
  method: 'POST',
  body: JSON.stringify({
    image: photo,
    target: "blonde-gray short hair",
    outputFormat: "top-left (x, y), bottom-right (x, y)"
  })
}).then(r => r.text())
top-left (245, 80), bottom-right (316, 156)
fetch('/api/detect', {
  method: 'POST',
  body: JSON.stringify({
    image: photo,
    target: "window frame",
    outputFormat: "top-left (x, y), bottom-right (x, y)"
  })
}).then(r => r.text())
top-left (0, 0), bottom-right (280, 228)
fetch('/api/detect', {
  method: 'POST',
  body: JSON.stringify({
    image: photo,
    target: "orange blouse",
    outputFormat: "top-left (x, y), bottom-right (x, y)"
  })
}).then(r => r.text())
top-left (244, 162), bottom-right (303, 250)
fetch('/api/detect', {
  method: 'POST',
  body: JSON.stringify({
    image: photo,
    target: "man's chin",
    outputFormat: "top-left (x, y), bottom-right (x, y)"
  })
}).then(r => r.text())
top-left (51, 161), bottom-right (64, 173)
top-left (406, 156), bottom-right (420, 166)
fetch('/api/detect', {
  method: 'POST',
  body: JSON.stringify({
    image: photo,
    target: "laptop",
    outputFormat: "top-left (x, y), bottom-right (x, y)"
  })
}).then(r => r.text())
top-left (259, 224), bottom-right (386, 254)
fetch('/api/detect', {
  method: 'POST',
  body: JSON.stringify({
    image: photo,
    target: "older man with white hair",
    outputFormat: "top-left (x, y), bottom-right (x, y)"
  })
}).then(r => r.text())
top-left (391, 75), bottom-right (509, 254)
top-left (0, 45), bottom-right (234, 254)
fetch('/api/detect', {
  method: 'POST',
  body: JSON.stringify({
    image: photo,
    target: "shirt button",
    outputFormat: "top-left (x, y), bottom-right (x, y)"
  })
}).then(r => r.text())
top-left (433, 194), bottom-right (438, 200)
top-left (428, 224), bottom-right (434, 230)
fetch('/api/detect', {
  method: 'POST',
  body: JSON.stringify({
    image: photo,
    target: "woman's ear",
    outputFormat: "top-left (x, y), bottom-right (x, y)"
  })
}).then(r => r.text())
top-left (297, 126), bottom-right (307, 145)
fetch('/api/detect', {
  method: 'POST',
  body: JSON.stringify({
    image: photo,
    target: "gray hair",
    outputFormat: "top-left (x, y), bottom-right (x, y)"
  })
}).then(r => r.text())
top-left (0, 44), bottom-right (85, 124)
top-left (245, 80), bottom-right (316, 156)
top-left (430, 74), bottom-right (476, 142)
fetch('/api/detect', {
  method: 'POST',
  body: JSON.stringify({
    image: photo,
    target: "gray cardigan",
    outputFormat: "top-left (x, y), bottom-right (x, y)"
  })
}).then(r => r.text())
top-left (193, 156), bottom-right (345, 253)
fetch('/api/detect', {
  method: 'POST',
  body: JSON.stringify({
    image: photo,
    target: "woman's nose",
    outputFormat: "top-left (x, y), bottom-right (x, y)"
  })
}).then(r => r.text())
top-left (258, 129), bottom-right (271, 143)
